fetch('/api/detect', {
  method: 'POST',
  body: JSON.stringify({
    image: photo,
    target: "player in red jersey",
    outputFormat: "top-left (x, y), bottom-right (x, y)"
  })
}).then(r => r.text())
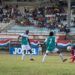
top-left (70, 45), bottom-right (75, 63)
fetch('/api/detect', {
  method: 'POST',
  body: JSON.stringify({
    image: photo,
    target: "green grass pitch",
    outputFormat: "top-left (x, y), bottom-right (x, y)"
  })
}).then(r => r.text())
top-left (0, 54), bottom-right (75, 75)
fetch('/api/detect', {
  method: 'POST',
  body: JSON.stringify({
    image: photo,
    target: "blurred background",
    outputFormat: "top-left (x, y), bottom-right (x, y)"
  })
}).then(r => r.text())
top-left (0, 0), bottom-right (75, 55)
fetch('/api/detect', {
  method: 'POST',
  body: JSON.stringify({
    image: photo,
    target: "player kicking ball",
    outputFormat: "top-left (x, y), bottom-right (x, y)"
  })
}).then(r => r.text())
top-left (42, 31), bottom-right (67, 63)
top-left (18, 30), bottom-right (34, 61)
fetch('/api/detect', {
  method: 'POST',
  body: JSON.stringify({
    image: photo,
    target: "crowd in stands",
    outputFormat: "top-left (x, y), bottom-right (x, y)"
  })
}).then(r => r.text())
top-left (15, 6), bottom-right (67, 30)
top-left (0, 5), bottom-right (22, 23)
top-left (0, 5), bottom-right (11, 23)
top-left (0, 4), bottom-right (71, 32)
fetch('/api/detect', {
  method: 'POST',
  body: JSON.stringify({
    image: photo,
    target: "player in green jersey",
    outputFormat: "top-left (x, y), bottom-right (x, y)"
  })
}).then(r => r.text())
top-left (42, 31), bottom-right (67, 63)
top-left (18, 30), bottom-right (34, 61)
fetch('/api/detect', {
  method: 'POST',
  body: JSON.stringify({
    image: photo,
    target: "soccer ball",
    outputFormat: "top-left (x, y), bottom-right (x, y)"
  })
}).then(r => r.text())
top-left (67, 46), bottom-right (71, 51)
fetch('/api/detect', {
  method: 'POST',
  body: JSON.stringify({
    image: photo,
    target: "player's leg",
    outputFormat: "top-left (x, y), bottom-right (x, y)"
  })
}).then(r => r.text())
top-left (26, 45), bottom-right (34, 61)
top-left (28, 49), bottom-right (34, 61)
top-left (21, 45), bottom-right (26, 60)
top-left (70, 55), bottom-right (75, 63)
top-left (71, 50), bottom-right (75, 63)
top-left (42, 50), bottom-right (49, 63)
top-left (73, 49), bottom-right (75, 62)
top-left (53, 48), bottom-right (67, 62)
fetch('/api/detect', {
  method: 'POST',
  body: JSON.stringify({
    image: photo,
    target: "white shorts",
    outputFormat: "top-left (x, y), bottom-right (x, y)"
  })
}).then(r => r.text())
top-left (46, 48), bottom-right (59, 54)
top-left (21, 45), bottom-right (31, 51)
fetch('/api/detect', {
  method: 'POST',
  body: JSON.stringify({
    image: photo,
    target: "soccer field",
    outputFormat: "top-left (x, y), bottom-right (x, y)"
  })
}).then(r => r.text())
top-left (0, 54), bottom-right (75, 75)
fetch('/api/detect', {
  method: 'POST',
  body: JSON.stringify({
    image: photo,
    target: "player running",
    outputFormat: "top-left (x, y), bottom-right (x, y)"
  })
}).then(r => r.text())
top-left (18, 30), bottom-right (34, 61)
top-left (42, 31), bottom-right (67, 63)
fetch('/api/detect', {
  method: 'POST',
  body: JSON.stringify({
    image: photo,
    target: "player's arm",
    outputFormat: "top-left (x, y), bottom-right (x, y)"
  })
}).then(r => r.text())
top-left (28, 38), bottom-right (31, 46)
top-left (42, 38), bottom-right (48, 49)
top-left (18, 35), bottom-right (21, 41)
top-left (55, 37), bottom-right (58, 46)
top-left (44, 38), bottom-right (47, 44)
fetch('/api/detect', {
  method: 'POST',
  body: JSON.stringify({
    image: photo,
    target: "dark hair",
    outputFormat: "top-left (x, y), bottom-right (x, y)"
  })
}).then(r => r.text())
top-left (25, 30), bottom-right (29, 34)
top-left (49, 31), bottom-right (54, 36)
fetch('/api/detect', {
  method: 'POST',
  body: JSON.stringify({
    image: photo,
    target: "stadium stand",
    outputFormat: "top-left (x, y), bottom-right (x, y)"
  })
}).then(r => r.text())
top-left (0, 0), bottom-right (75, 35)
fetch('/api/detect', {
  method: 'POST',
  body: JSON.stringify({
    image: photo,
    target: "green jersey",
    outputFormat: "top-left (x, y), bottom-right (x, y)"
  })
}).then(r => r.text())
top-left (21, 34), bottom-right (30, 45)
top-left (45, 36), bottom-right (56, 51)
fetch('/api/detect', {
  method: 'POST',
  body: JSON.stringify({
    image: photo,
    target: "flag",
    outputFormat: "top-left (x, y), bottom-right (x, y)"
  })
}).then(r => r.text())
top-left (57, 40), bottom-right (71, 48)
top-left (56, 35), bottom-right (71, 48)
top-left (0, 38), bottom-right (10, 46)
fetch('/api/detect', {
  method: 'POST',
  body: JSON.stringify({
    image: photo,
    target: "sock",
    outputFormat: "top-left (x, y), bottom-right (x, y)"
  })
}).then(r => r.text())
top-left (22, 50), bottom-right (25, 60)
top-left (59, 53), bottom-right (64, 61)
top-left (22, 54), bottom-right (25, 60)
top-left (42, 54), bottom-right (47, 63)
top-left (30, 53), bottom-right (33, 59)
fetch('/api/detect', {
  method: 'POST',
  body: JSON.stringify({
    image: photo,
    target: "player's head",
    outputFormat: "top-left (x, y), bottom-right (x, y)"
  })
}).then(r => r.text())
top-left (25, 30), bottom-right (29, 35)
top-left (49, 31), bottom-right (54, 36)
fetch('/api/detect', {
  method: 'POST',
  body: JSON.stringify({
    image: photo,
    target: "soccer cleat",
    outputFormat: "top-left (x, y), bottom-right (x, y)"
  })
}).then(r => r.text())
top-left (30, 58), bottom-right (34, 61)
top-left (63, 59), bottom-right (67, 62)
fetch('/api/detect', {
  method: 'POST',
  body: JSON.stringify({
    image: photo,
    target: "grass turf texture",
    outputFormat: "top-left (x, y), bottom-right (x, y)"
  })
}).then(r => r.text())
top-left (0, 54), bottom-right (75, 75)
